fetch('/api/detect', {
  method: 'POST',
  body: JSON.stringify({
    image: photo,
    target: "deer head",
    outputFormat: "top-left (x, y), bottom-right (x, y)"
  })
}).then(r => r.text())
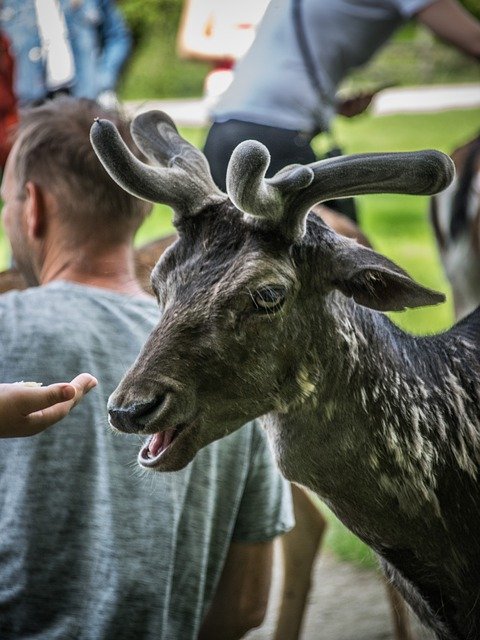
top-left (91, 111), bottom-right (454, 472)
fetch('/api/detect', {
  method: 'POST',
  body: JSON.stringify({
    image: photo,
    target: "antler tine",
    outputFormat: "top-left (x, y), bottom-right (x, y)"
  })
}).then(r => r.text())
top-left (280, 150), bottom-right (455, 240)
top-left (227, 145), bottom-right (455, 242)
top-left (130, 111), bottom-right (223, 199)
top-left (90, 111), bottom-right (225, 219)
top-left (90, 118), bottom-right (169, 203)
top-left (226, 140), bottom-right (314, 226)
top-left (285, 150), bottom-right (454, 214)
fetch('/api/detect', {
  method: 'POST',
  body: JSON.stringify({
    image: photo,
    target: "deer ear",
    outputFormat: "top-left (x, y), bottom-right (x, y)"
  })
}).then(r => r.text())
top-left (331, 246), bottom-right (445, 312)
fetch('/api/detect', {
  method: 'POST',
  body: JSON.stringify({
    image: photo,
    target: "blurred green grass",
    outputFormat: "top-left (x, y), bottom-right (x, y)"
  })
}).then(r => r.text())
top-left (1, 107), bottom-right (479, 568)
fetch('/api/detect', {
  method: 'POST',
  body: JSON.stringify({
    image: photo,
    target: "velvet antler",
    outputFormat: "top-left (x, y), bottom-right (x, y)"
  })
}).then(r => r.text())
top-left (90, 110), bottom-right (226, 221)
top-left (227, 141), bottom-right (455, 241)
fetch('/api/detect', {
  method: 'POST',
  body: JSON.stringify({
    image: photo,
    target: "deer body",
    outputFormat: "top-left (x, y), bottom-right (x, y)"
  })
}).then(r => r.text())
top-left (265, 286), bottom-right (480, 639)
top-left (90, 111), bottom-right (479, 639)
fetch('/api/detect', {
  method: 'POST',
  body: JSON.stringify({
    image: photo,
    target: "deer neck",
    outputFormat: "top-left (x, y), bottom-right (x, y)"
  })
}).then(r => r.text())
top-left (264, 294), bottom-right (457, 545)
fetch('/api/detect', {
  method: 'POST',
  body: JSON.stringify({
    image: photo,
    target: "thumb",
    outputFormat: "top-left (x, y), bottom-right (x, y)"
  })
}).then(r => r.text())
top-left (67, 373), bottom-right (98, 407)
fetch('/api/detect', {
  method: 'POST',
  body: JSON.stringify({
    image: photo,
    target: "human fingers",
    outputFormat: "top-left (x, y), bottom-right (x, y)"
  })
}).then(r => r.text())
top-left (28, 374), bottom-right (98, 418)
top-left (9, 382), bottom-right (77, 415)
top-left (24, 374), bottom-right (97, 433)
top-left (13, 374), bottom-right (98, 416)
top-left (67, 373), bottom-right (98, 404)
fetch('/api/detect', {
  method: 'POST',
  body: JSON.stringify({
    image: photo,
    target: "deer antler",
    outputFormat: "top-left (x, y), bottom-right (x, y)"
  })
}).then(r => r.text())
top-left (226, 140), bottom-right (315, 223)
top-left (227, 142), bottom-right (455, 241)
top-left (90, 110), bottom-right (226, 220)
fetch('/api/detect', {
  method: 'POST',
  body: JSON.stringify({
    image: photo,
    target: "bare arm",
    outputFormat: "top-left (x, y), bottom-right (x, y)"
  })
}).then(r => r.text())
top-left (198, 540), bottom-right (274, 640)
top-left (0, 373), bottom-right (97, 437)
top-left (415, 0), bottom-right (480, 60)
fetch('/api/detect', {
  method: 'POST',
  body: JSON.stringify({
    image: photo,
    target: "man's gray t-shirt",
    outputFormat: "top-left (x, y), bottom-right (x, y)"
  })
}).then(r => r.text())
top-left (0, 282), bottom-right (293, 640)
top-left (212, 0), bottom-right (436, 133)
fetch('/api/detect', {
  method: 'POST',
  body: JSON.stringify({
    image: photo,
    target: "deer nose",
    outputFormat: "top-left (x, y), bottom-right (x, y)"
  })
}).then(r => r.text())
top-left (108, 397), bottom-right (164, 433)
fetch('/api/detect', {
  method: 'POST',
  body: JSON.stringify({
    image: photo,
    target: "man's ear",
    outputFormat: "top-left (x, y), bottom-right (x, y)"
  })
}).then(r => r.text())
top-left (24, 181), bottom-right (47, 241)
top-left (330, 243), bottom-right (445, 312)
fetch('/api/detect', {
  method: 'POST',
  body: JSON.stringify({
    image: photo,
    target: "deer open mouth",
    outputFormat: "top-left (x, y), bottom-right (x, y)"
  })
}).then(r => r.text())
top-left (138, 423), bottom-right (189, 468)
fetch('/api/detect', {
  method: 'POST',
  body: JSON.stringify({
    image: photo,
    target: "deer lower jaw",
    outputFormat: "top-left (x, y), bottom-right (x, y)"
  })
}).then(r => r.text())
top-left (138, 421), bottom-right (193, 469)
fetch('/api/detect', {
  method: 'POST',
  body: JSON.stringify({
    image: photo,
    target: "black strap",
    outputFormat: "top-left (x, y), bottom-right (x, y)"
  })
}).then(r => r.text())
top-left (292, 0), bottom-right (333, 134)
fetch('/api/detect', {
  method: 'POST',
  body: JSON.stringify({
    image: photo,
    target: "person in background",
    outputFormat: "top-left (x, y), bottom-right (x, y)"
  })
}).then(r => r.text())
top-left (0, 96), bottom-right (293, 640)
top-left (0, 32), bottom-right (17, 169)
top-left (0, 0), bottom-right (131, 108)
top-left (203, 0), bottom-right (480, 218)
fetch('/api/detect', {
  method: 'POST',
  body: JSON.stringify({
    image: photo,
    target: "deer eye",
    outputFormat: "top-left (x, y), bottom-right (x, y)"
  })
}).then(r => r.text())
top-left (251, 286), bottom-right (286, 313)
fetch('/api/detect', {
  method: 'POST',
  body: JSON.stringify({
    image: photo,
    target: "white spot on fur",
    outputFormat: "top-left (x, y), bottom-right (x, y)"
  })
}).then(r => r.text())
top-left (296, 366), bottom-right (316, 401)
top-left (324, 400), bottom-right (335, 421)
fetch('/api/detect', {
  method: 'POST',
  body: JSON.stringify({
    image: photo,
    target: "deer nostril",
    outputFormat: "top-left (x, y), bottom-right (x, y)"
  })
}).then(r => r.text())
top-left (108, 407), bottom-right (134, 433)
top-left (108, 396), bottom-right (165, 433)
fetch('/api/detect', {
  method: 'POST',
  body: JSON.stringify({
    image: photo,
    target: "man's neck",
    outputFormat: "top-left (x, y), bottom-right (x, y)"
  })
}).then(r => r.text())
top-left (39, 243), bottom-right (151, 299)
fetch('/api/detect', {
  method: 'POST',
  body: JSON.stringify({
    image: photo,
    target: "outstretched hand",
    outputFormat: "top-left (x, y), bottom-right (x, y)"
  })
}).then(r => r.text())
top-left (0, 374), bottom-right (98, 438)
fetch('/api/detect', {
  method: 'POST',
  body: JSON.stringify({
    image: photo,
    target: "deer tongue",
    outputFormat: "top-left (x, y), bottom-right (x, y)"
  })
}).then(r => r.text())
top-left (148, 428), bottom-right (176, 457)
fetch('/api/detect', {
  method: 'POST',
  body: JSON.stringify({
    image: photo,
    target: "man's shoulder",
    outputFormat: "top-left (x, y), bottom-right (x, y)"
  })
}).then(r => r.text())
top-left (0, 282), bottom-right (158, 333)
top-left (0, 282), bottom-right (158, 383)
top-left (0, 286), bottom-right (39, 310)
top-left (0, 281), bottom-right (155, 306)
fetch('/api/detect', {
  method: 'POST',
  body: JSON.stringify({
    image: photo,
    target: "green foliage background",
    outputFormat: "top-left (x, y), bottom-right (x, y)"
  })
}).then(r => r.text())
top-left (118, 0), bottom-right (209, 98)
top-left (462, 0), bottom-right (480, 19)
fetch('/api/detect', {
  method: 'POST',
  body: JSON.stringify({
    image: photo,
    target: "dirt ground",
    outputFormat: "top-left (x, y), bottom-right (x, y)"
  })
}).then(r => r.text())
top-left (246, 548), bottom-right (436, 640)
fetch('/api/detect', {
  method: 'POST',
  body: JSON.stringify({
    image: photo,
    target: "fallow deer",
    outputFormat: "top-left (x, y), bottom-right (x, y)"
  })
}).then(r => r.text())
top-left (90, 111), bottom-right (472, 640)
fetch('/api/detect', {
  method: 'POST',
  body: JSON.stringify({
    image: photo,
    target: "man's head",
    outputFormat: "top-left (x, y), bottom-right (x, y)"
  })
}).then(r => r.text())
top-left (1, 97), bottom-right (151, 285)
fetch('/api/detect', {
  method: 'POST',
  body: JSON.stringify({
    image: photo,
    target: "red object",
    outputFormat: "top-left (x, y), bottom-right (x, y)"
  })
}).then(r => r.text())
top-left (0, 33), bottom-right (18, 168)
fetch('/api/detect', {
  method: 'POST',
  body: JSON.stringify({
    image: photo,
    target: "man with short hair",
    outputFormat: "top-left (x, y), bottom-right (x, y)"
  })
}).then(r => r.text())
top-left (0, 97), bottom-right (293, 640)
